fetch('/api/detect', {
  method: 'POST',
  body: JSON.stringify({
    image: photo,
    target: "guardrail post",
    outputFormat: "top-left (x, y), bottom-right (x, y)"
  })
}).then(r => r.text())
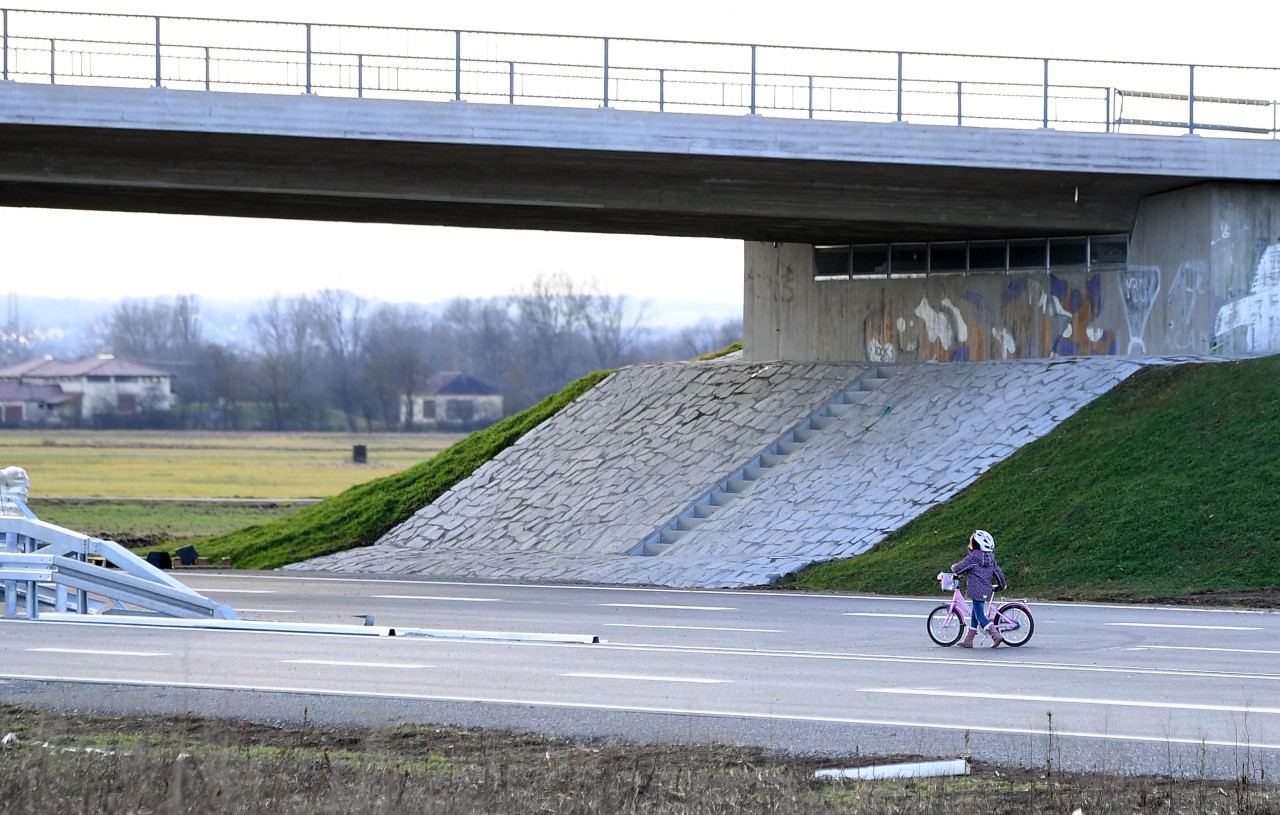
top-left (154, 16), bottom-right (161, 88)
top-left (896, 51), bottom-right (903, 122)
top-left (1042, 58), bottom-right (1049, 127)
top-left (358, 53), bottom-right (364, 98)
top-left (508, 60), bottom-right (514, 103)
top-left (3, 10), bottom-right (9, 81)
top-left (304, 23), bottom-right (312, 93)
top-left (48, 38), bottom-right (54, 84)
top-left (808, 74), bottom-right (813, 119)
top-left (1106, 87), bottom-right (1112, 132)
top-left (659, 67), bottom-right (665, 111)
top-left (750, 44), bottom-right (757, 114)
top-left (603, 37), bottom-right (609, 108)
top-left (454, 30), bottom-right (461, 101)
top-left (1188, 64), bottom-right (1196, 133)
top-left (204, 45), bottom-right (210, 90)
top-left (957, 81), bottom-right (963, 125)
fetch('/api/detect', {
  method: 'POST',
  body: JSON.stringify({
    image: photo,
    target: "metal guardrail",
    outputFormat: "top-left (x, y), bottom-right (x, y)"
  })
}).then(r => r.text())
top-left (0, 502), bottom-right (238, 621)
top-left (0, 8), bottom-right (1276, 138)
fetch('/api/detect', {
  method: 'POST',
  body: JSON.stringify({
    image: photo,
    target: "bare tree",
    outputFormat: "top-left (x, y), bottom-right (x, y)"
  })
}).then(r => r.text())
top-left (508, 273), bottom-right (593, 410)
top-left (248, 295), bottom-right (322, 431)
top-left (0, 294), bottom-right (38, 367)
top-left (363, 303), bottom-right (434, 430)
top-left (576, 281), bottom-right (649, 369)
top-left (312, 289), bottom-right (367, 432)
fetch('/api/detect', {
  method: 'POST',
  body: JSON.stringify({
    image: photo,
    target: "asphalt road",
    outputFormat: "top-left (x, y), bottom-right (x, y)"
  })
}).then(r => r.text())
top-left (2, 572), bottom-right (1278, 779)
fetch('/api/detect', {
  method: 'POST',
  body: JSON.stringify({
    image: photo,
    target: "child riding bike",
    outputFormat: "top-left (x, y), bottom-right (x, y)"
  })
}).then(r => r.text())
top-left (951, 529), bottom-right (1007, 648)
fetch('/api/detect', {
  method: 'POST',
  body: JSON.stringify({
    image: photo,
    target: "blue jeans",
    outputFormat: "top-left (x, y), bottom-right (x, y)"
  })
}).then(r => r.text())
top-left (971, 599), bottom-right (989, 629)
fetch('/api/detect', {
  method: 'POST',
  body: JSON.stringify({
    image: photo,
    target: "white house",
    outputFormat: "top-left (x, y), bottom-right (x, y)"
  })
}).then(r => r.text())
top-left (0, 354), bottom-right (174, 425)
top-left (401, 371), bottom-right (503, 430)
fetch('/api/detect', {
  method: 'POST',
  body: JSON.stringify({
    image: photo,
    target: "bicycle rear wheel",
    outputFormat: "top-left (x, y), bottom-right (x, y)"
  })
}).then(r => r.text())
top-left (995, 603), bottom-right (1034, 646)
top-left (927, 604), bottom-right (965, 646)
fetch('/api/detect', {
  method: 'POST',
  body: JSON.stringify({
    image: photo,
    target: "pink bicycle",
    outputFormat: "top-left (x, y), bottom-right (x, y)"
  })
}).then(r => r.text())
top-left (927, 572), bottom-right (1034, 647)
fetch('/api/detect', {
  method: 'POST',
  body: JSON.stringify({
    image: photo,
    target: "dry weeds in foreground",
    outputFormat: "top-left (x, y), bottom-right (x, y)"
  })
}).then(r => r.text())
top-left (0, 706), bottom-right (1275, 814)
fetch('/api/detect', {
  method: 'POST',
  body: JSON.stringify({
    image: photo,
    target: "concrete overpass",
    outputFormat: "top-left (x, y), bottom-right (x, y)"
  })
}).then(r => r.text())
top-left (0, 9), bottom-right (1278, 360)
top-left (0, 81), bottom-right (1274, 245)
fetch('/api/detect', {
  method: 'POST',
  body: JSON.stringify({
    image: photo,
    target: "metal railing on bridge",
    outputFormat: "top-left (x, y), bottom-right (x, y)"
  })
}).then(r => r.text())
top-left (0, 8), bottom-right (1276, 138)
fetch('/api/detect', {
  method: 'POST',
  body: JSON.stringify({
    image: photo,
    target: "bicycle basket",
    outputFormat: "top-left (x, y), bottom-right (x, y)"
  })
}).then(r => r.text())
top-left (937, 572), bottom-right (958, 591)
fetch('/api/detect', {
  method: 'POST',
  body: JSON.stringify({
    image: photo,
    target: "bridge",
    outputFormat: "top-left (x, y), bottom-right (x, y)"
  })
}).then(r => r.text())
top-left (0, 8), bottom-right (1278, 360)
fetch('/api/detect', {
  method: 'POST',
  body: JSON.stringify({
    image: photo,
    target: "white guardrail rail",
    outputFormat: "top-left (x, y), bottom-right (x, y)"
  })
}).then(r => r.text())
top-left (0, 500), bottom-right (239, 621)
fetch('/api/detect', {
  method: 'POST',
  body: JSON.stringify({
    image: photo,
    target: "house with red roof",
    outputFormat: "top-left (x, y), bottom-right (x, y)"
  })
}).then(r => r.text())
top-left (0, 354), bottom-right (174, 426)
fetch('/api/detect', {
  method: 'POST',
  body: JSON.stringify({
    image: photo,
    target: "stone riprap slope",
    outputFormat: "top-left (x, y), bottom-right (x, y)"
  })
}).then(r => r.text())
top-left (295, 357), bottom-right (1146, 587)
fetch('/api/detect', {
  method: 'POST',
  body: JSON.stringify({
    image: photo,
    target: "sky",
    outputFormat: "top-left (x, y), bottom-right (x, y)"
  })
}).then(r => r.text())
top-left (2, 0), bottom-right (1276, 316)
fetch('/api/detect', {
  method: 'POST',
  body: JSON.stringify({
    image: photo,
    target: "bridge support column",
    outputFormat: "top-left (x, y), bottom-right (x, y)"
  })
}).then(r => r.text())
top-left (744, 182), bottom-right (1280, 362)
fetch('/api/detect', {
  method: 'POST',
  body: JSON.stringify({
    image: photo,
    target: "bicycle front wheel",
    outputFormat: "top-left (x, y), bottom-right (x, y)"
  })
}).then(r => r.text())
top-left (927, 604), bottom-right (965, 646)
top-left (996, 603), bottom-right (1034, 646)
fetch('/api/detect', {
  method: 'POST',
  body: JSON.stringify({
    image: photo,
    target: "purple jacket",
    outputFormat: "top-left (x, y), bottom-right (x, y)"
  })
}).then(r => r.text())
top-left (951, 550), bottom-right (1006, 602)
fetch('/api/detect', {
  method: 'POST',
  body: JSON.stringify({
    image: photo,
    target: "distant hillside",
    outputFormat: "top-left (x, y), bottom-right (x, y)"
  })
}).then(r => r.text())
top-left (783, 356), bottom-right (1280, 603)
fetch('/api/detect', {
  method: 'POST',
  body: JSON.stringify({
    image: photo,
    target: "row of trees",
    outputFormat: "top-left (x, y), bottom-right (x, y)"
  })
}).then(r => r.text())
top-left (7, 276), bottom-right (742, 431)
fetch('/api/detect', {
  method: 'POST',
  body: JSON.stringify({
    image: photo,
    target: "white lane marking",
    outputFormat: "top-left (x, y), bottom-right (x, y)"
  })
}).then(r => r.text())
top-left (1107, 622), bottom-right (1261, 631)
top-left (862, 688), bottom-right (1280, 715)
top-left (180, 573), bottom-right (1280, 615)
top-left (283, 660), bottom-right (434, 669)
top-left (5, 672), bottom-right (1279, 753)
top-left (1133, 645), bottom-right (1280, 655)
top-left (373, 595), bottom-right (500, 602)
top-left (28, 648), bottom-right (168, 657)
top-left (602, 642), bottom-right (1280, 683)
top-left (843, 613), bottom-right (923, 618)
top-left (562, 672), bottom-right (730, 684)
top-left (199, 589), bottom-right (276, 594)
top-left (604, 624), bottom-right (782, 633)
top-left (237, 609), bottom-right (298, 614)
top-left (600, 603), bottom-right (735, 611)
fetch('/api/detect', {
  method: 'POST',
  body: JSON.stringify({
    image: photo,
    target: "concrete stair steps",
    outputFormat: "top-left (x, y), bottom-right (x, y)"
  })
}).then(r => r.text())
top-left (709, 490), bottom-right (739, 506)
top-left (693, 503), bottom-right (719, 519)
top-left (630, 364), bottom-right (896, 557)
top-left (659, 528), bottom-right (689, 545)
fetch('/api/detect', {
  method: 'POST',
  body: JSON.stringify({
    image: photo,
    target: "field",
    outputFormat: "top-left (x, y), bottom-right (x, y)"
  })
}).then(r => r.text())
top-left (1, 706), bottom-right (1274, 814)
top-left (0, 430), bottom-right (464, 498)
top-left (0, 430), bottom-right (464, 546)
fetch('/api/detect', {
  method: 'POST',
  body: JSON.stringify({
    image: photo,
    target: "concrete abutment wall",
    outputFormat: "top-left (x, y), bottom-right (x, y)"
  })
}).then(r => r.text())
top-left (744, 182), bottom-right (1280, 362)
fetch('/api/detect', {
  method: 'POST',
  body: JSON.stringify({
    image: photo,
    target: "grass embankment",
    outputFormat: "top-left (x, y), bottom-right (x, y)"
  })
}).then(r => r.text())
top-left (193, 371), bottom-right (611, 570)
top-left (3, 706), bottom-right (1272, 814)
top-left (783, 356), bottom-right (1280, 601)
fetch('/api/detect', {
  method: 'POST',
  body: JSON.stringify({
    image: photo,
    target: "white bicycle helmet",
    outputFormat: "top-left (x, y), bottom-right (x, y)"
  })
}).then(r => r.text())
top-left (971, 529), bottom-right (995, 552)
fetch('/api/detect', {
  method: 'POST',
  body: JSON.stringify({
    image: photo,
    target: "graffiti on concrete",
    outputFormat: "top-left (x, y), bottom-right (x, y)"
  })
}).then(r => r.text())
top-left (864, 275), bottom-right (1117, 361)
top-left (1214, 242), bottom-right (1280, 353)
top-left (1165, 261), bottom-right (1208, 352)
top-left (1001, 275), bottom-right (1117, 358)
top-left (1118, 266), bottom-right (1161, 354)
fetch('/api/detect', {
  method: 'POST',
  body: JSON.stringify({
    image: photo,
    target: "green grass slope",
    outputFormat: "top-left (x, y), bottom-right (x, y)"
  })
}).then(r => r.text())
top-left (196, 371), bottom-right (611, 571)
top-left (781, 356), bottom-right (1280, 601)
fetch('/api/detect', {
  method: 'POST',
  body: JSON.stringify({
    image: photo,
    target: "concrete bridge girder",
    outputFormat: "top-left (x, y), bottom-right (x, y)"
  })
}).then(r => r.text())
top-left (0, 82), bottom-right (1268, 245)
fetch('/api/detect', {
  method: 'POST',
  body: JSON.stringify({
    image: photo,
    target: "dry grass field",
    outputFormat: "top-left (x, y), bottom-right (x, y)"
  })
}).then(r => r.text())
top-left (0, 430), bottom-right (464, 499)
top-left (2, 705), bottom-right (1275, 815)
